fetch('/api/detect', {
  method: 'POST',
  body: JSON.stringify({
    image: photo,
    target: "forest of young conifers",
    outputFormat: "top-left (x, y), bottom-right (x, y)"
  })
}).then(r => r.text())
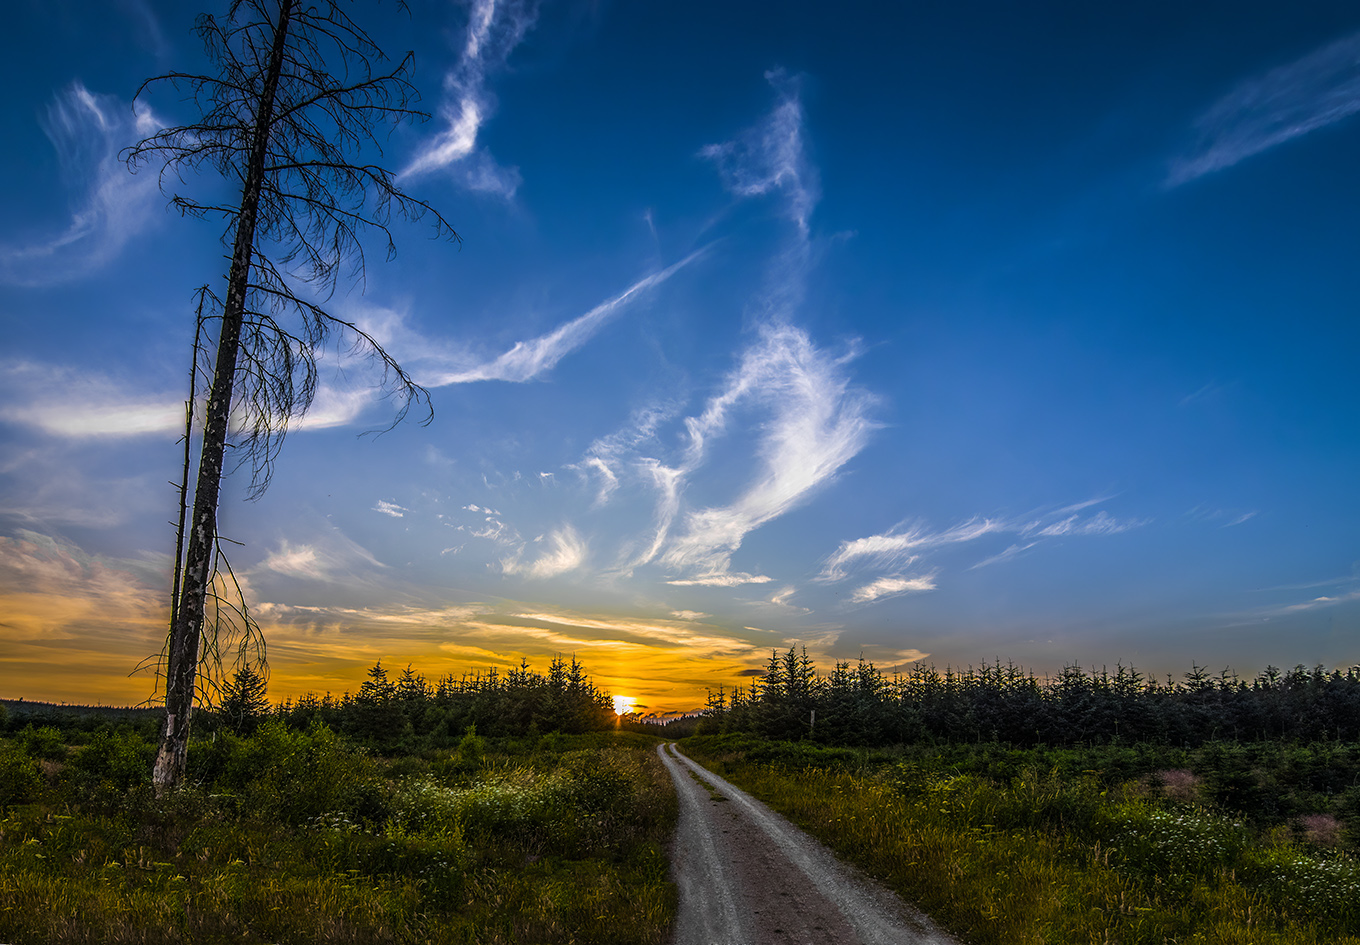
top-left (17, 649), bottom-right (1351, 754)
top-left (233, 655), bottom-right (619, 752)
top-left (198, 649), bottom-right (1360, 752)
top-left (693, 648), bottom-right (1360, 748)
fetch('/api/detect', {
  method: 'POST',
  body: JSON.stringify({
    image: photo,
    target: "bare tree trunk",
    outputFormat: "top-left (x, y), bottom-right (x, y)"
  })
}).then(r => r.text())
top-left (169, 295), bottom-right (206, 636)
top-left (154, 0), bottom-right (295, 792)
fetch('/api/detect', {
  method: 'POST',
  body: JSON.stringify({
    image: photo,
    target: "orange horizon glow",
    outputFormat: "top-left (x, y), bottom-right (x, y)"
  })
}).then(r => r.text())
top-left (0, 585), bottom-right (755, 714)
top-left (0, 530), bottom-right (923, 716)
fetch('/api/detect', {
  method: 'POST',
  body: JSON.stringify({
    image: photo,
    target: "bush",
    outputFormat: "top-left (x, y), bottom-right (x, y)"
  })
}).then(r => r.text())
top-left (189, 718), bottom-right (389, 826)
top-left (62, 729), bottom-right (153, 798)
top-left (0, 744), bottom-right (42, 807)
top-left (18, 725), bottom-right (65, 760)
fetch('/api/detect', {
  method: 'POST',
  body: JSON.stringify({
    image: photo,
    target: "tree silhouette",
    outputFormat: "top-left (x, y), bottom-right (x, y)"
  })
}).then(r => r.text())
top-left (218, 664), bottom-right (270, 734)
top-left (127, 0), bottom-right (457, 790)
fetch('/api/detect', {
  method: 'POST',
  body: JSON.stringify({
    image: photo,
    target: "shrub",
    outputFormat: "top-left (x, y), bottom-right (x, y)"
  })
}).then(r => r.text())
top-left (62, 729), bottom-right (153, 798)
top-left (1148, 768), bottom-right (1202, 804)
top-left (0, 744), bottom-right (42, 807)
top-left (17, 726), bottom-right (65, 761)
top-left (189, 719), bottom-right (388, 826)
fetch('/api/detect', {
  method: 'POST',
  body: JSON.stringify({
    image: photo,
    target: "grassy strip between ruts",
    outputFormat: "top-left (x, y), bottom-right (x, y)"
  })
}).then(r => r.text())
top-left (681, 735), bottom-right (1360, 945)
top-left (0, 724), bottom-right (676, 944)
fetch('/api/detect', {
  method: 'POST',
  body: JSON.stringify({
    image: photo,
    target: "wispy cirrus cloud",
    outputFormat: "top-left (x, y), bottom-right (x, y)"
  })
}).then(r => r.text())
top-left (849, 573), bottom-right (938, 605)
top-left (821, 503), bottom-right (1144, 602)
top-left (820, 517), bottom-right (1006, 582)
top-left (969, 542), bottom-right (1039, 571)
top-left (1187, 506), bottom-right (1258, 528)
top-left (600, 73), bottom-right (872, 588)
top-left (1269, 589), bottom-right (1360, 614)
top-left (501, 525), bottom-right (587, 579)
top-left (658, 322), bottom-right (878, 583)
top-left (245, 249), bottom-right (704, 434)
top-left (418, 248), bottom-right (708, 385)
top-left (0, 357), bottom-right (390, 441)
top-left (0, 83), bottom-right (161, 285)
top-left (667, 572), bottom-right (774, 587)
top-left (1168, 30), bottom-right (1360, 186)
top-left (259, 529), bottom-right (387, 583)
top-left (399, 0), bottom-right (537, 196)
top-left (372, 500), bottom-right (407, 518)
top-left (701, 68), bottom-right (818, 233)
top-left (0, 360), bottom-right (182, 438)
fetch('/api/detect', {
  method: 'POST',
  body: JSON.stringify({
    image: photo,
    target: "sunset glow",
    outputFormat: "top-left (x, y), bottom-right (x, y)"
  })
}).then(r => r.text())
top-left (3, 1), bottom-right (1359, 712)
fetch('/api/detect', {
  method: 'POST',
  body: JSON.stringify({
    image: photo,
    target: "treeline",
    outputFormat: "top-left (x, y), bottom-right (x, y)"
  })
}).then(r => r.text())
top-left (0, 701), bottom-right (159, 738)
top-left (701, 649), bottom-right (1360, 747)
top-left (217, 656), bottom-right (617, 753)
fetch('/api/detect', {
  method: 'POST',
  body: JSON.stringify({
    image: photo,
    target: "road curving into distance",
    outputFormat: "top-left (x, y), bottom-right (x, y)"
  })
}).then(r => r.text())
top-left (659, 742), bottom-right (962, 945)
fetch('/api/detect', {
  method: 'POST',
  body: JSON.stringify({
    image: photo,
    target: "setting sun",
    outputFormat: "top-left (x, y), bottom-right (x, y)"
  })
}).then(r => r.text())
top-left (613, 695), bottom-right (637, 716)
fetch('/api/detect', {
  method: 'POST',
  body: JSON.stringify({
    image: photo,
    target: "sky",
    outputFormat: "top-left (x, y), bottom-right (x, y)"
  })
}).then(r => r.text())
top-left (2, 0), bottom-right (1359, 716)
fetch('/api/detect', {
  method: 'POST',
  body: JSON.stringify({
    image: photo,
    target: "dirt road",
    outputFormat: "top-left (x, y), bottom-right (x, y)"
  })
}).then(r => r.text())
top-left (659, 743), bottom-right (961, 945)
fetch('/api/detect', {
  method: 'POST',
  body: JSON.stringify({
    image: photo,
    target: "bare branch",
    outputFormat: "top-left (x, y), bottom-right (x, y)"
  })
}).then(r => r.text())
top-left (143, 0), bottom-right (455, 790)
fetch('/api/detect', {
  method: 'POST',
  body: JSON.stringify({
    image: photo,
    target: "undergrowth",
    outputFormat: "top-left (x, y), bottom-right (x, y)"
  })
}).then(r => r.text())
top-left (0, 722), bottom-right (676, 944)
top-left (682, 733), bottom-right (1360, 945)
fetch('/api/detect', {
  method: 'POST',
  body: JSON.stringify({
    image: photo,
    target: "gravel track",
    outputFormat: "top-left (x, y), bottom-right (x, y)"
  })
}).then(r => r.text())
top-left (659, 743), bottom-right (961, 945)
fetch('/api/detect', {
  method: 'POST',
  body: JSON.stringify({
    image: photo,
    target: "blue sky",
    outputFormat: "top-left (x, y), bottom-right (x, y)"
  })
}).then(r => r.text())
top-left (2, 0), bottom-right (1359, 713)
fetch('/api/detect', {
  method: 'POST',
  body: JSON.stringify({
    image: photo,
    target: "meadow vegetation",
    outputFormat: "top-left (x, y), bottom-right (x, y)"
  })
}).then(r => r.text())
top-left (0, 661), bottom-right (675, 945)
top-left (681, 651), bottom-right (1360, 944)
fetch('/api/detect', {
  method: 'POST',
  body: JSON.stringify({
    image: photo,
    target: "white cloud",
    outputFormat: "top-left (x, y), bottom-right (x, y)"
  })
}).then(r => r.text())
top-left (670, 610), bottom-right (709, 620)
top-left (501, 525), bottom-right (586, 579)
top-left (399, 0), bottom-right (537, 195)
top-left (1187, 506), bottom-right (1258, 528)
top-left (1168, 30), bottom-right (1360, 186)
top-left (418, 248), bottom-right (707, 385)
top-left (970, 542), bottom-right (1039, 570)
top-left (289, 383), bottom-right (386, 431)
top-left (849, 573), bottom-right (938, 604)
top-left (372, 500), bottom-right (407, 518)
top-left (820, 517), bottom-right (1003, 582)
top-left (259, 530), bottom-right (386, 583)
top-left (1031, 510), bottom-right (1137, 538)
top-left (458, 505), bottom-right (517, 545)
top-left (0, 360), bottom-right (182, 438)
top-left (580, 457), bottom-right (619, 506)
top-left (659, 322), bottom-right (878, 580)
top-left (666, 572), bottom-right (774, 587)
top-left (552, 78), bottom-right (867, 588)
top-left (823, 503), bottom-right (1144, 589)
top-left (701, 69), bottom-right (819, 233)
top-left (1261, 588), bottom-right (1360, 616)
top-left (0, 83), bottom-right (162, 285)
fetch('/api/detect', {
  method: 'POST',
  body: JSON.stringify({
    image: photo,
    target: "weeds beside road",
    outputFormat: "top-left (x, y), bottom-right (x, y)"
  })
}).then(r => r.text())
top-left (683, 734), bottom-right (1360, 945)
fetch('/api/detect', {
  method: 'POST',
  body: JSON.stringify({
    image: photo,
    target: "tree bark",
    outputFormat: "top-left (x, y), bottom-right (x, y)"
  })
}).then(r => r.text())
top-left (153, 0), bottom-right (296, 792)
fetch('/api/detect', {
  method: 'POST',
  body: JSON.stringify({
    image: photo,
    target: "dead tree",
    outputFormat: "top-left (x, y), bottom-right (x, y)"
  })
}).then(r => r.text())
top-left (126, 0), bottom-right (457, 791)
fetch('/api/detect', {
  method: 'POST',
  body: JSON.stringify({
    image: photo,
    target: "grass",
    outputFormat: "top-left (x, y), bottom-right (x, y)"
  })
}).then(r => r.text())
top-left (0, 722), bottom-right (676, 944)
top-left (682, 734), bottom-right (1360, 945)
